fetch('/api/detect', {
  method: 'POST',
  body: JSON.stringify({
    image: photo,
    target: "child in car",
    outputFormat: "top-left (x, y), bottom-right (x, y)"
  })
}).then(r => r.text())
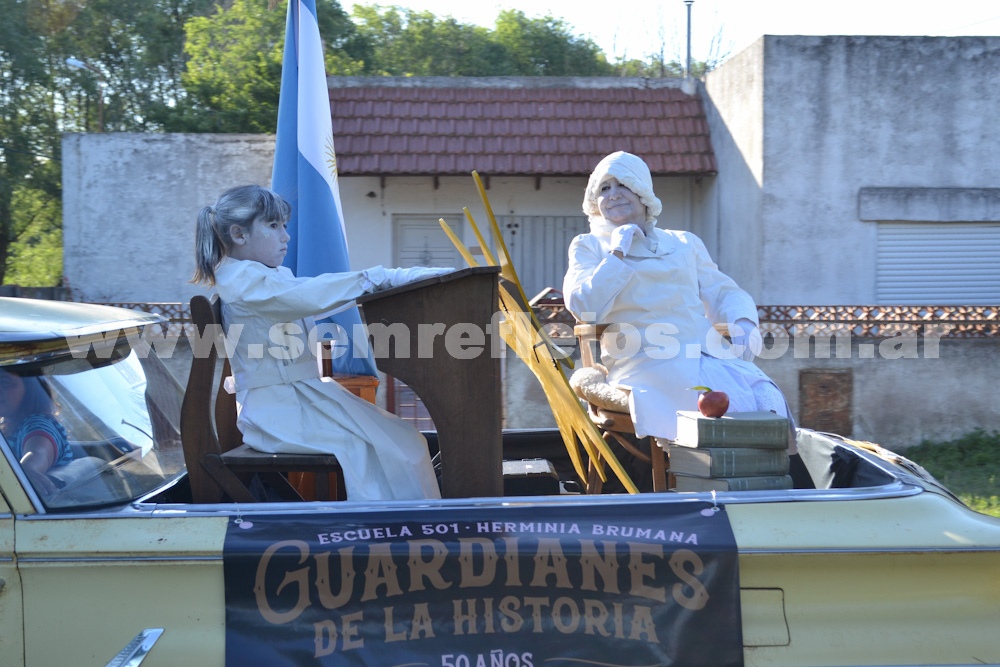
top-left (193, 184), bottom-right (450, 501)
top-left (0, 370), bottom-right (73, 495)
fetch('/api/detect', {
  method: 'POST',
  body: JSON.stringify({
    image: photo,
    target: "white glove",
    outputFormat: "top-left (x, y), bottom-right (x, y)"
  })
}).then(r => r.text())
top-left (609, 224), bottom-right (644, 255)
top-left (730, 318), bottom-right (763, 361)
top-left (363, 266), bottom-right (454, 292)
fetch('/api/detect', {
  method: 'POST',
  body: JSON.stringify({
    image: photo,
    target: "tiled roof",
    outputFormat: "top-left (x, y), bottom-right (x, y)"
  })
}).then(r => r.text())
top-left (328, 77), bottom-right (717, 177)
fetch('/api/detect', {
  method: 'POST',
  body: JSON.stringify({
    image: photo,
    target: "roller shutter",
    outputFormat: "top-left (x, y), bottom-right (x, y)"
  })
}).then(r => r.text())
top-left (394, 215), bottom-right (466, 268)
top-left (395, 214), bottom-right (588, 299)
top-left (497, 215), bottom-right (588, 299)
top-left (876, 222), bottom-right (1000, 304)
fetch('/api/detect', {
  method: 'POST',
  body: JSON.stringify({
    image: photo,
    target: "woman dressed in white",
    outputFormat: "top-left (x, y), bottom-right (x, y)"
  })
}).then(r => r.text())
top-left (194, 185), bottom-right (449, 501)
top-left (563, 151), bottom-right (793, 448)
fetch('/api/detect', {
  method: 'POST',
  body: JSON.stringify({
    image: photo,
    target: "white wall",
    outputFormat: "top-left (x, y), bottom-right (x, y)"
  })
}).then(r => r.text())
top-left (62, 133), bottom-right (275, 303)
top-left (703, 36), bottom-right (1000, 305)
top-left (701, 39), bottom-right (765, 299)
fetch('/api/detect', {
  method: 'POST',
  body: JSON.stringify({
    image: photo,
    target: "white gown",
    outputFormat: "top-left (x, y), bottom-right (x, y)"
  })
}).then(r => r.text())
top-left (213, 257), bottom-right (441, 501)
top-left (563, 222), bottom-right (792, 447)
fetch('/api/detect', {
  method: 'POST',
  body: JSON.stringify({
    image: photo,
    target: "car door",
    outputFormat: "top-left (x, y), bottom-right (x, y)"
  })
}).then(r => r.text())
top-left (0, 490), bottom-right (24, 666)
top-left (15, 510), bottom-right (229, 666)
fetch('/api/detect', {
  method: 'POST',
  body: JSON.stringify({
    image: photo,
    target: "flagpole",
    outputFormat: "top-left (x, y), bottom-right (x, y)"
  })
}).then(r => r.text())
top-left (272, 0), bottom-right (378, 376)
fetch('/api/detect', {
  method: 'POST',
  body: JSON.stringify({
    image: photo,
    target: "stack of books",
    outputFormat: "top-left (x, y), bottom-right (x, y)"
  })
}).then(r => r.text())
top-left (668, 411), bottom-right (793, 491)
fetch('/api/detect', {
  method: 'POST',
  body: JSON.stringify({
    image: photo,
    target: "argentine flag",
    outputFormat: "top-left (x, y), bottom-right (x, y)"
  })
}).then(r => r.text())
top-left (272, 0), bottom-right (378, 376)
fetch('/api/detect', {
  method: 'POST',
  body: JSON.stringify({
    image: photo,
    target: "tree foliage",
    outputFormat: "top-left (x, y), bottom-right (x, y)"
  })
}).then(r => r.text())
top-left (1, 0), bottom-right (220, 284)
top-left (55, 0), bottom-right (218, 133)
top-left (349, 6), bottom-right (506, 76)
top-left (348, 6), bottom-right (613, 77)
top-left (492, 10), bottom-right (613, 77)
top-left (176, 0), bottom-right (288, 132)
top-left (1, 0), bottom-right (64, 285)
top-left (174, 0), bottom-right (363, 132)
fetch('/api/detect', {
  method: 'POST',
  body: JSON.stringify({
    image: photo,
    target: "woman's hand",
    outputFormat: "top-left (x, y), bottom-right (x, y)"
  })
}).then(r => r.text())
top-left (609, 223), bottom-right (644, 256)
top-left (730, 318), bottom-right (763, 361)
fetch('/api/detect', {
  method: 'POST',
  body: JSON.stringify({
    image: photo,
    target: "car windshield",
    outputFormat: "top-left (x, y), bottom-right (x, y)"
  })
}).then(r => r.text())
top-left (0, 344), bottom-right (186, 511)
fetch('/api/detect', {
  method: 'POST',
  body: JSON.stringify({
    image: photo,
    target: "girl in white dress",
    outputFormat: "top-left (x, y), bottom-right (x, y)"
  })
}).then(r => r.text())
top-left (193, 184), bottom-right (449, 501)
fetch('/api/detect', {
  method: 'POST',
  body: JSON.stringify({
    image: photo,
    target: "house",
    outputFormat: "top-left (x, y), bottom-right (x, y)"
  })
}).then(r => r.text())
top-left (61, 35), bottom-right (1000, 447)
top-left (62, 76), bottom-right (714, 304)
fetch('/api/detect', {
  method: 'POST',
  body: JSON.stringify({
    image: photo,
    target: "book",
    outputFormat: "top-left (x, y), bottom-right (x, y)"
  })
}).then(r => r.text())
top-left (673, 474), bottom-right (794, 492)
top-left (666, 445), bottom-right (790, 477)
top-left (675, 410), bottom-right (789, 449)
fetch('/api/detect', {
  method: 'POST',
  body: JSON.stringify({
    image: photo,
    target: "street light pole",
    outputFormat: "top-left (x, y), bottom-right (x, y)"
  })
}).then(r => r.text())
top-left (66, 57), bottom-right (105, 132)
top-left (684, 1), bottom-right (694, 80)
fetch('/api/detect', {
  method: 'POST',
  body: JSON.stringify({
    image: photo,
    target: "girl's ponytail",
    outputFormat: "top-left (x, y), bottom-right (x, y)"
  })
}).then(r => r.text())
top-left (192, 205), bottom-right (225, 286)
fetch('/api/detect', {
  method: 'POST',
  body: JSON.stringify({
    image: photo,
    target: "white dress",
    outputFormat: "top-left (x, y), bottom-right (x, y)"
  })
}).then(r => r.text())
top-left (563, 222), bottom-right (792, 446)
top-left (213, 257), bottom-right (441, 501)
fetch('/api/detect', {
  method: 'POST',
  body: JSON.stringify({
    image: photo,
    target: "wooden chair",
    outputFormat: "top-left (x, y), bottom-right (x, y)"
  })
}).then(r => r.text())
top-left (180, 295), bottom-right (347, 503)
top-left (572, 323), bottom-right (669, 493)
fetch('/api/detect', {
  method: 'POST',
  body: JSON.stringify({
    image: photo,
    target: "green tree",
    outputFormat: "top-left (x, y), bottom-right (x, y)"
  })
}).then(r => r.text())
top-left (56, 0), bottom-right (218, 133)
top-left (349, 6), bottom-right (613, 77)
top-left (1, 0), bottom-right (219, 285)
top-left (349, 6), bottom-right (509, 76)
top-left (175, 0), bottom-right (364, 133)
top-left (612, 56), bottom-right (711, 78)
top-left (0, 0), bottom-right (64, 285)
top-left (5, 186), bottom-right (62, 286)
top-left (492, 10), bottom-right (613, 77)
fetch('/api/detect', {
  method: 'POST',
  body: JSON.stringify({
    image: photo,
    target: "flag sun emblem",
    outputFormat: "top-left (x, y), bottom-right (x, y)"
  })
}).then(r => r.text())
top-left (325, 134), bottom-right (338, 179)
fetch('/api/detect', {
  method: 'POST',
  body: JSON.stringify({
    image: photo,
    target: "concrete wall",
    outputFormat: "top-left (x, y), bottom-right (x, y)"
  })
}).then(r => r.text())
top-left (695, 36), bottom-right (1000, 446)
top-left (755, 335), bottom-right (1000, 450)
top-left (752, 35), bottom-right (1000, 304)
top-left (701, 38), bottom-right (765, 299)
top-left (62, 133), bottom-right (275, 303)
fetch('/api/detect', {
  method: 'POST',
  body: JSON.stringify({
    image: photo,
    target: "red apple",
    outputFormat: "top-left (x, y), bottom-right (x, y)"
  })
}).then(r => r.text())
top-left (692, 386), bottom-right (729, 418)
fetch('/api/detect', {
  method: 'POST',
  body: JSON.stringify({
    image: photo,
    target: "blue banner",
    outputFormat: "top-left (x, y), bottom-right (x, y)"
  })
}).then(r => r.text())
top-left (272, 0), bottom-right (378, 375)
top-left (223, 500), bottom-right (744, 666)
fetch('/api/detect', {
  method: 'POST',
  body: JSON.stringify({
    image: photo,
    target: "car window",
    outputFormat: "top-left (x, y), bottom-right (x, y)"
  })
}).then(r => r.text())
top-left (0, 348), bottom-right (186, 511)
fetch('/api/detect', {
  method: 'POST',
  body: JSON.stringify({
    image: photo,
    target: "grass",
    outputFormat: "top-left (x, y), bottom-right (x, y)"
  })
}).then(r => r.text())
top-left (903, 429), bottom-right (1000, 518)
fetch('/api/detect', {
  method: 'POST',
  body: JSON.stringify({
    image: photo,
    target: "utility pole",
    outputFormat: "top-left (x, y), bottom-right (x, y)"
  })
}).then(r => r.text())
top-left (684, 0), bottom-right (694, 80)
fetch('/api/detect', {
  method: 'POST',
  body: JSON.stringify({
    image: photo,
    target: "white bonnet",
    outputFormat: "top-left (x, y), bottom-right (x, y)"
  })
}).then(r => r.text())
top-left (582, 151), bottom-right (662, 224)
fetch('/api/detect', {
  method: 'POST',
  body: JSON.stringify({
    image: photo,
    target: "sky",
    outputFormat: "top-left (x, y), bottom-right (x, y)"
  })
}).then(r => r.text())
top-left (345, 0), bottom-right (1000, 65)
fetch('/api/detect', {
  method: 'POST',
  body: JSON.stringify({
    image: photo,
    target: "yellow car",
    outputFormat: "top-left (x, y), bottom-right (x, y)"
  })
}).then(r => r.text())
top-left (1, 297), bottom-right (998, 667)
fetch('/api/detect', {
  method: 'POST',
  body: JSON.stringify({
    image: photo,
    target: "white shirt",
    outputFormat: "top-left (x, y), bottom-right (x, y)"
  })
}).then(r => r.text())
top-left (213, 257), bottom-right (441, 501)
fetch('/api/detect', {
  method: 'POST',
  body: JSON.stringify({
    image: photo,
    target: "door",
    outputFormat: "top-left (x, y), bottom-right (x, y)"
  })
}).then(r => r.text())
top-left (16, 512), bottom-right (228, 665)
top-left (0, 491), bottom-right (23, 666)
